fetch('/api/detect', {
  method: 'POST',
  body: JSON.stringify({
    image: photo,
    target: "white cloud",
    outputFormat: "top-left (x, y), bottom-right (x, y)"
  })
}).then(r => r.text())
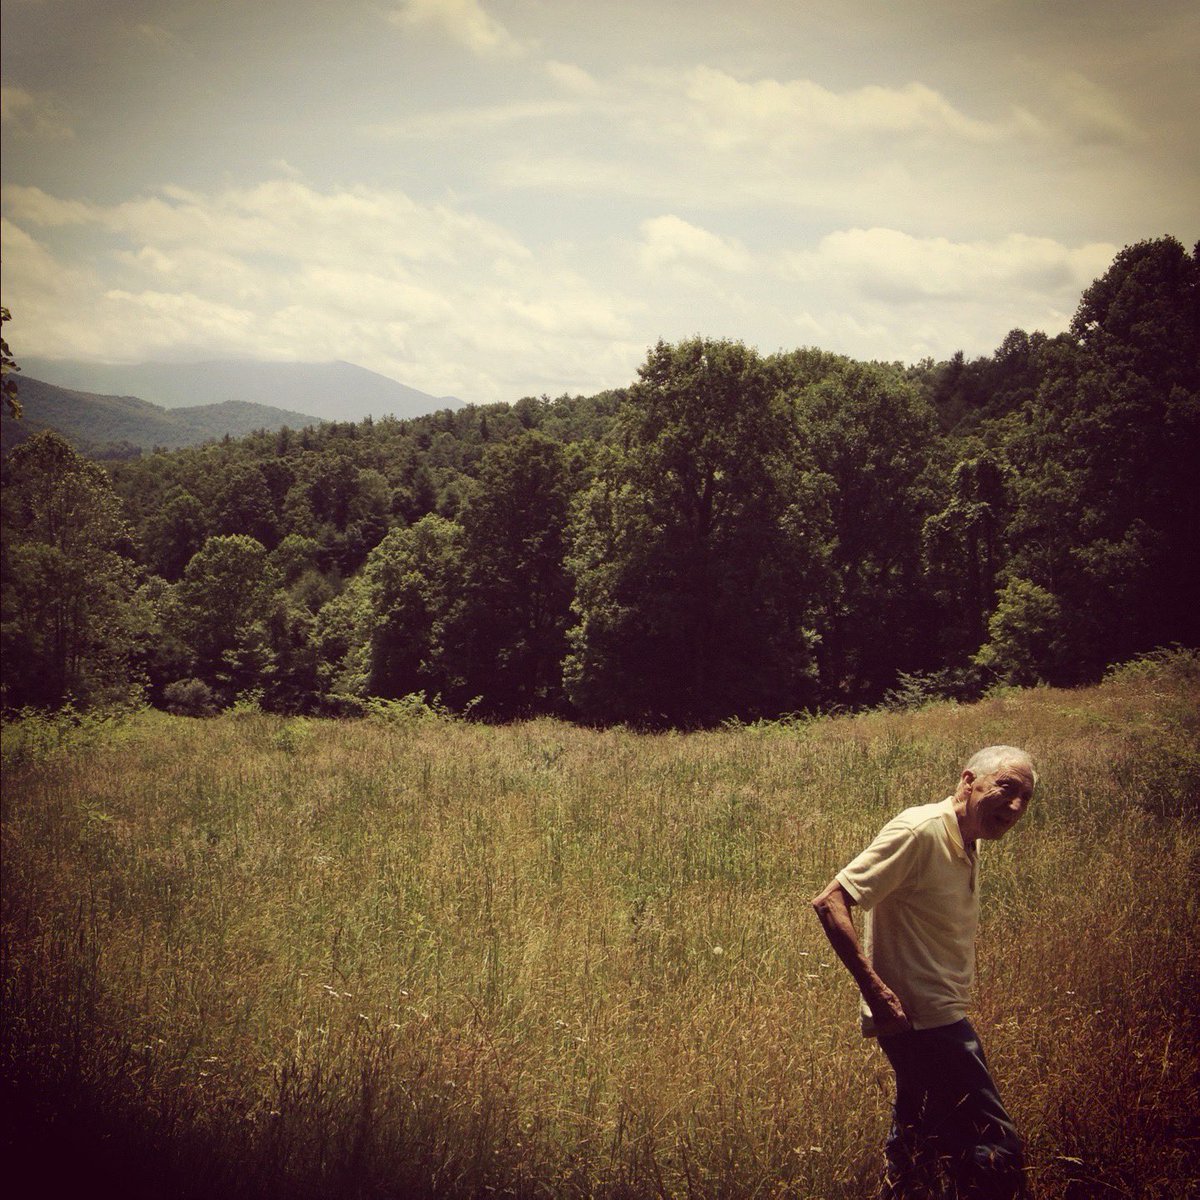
top-left (0, 86), bottom-right (73, 141)
top-left (792, 308), bottom-right (896, 354)
top-left (1, 216), bottom-right (114, 361)
top-left (363, 100), bottom-right (579, 140)
top-left (268, 158), bottom-right (305, 180)
top-left (679, 66), bottom-right (1004, 150)
top-left (637, 215), bottom-right (751, 276)
top-left (1049, 71), bottom-right (1141, 146)
top-left (0, 177), bottom-right (1127, 404)
top-left (299, 263), bottom-right (455, 327)
top-left (544, 60), bottom-right (601, 96)
top-left (485, 63), bottom-right (1145, 242)
top-left (778, 228), bottom-right (1119, 363)
top-left (1, 185), bottom-right (95, 226)
top-left (5, 180), bottom-right (531, 267)
top-left (0, 217), bottom-right (91, 301)
top-left (0, 179), bottom-right (639, 402)
top-left (0, 86), bottom-right (31, 124)
top-left (388, 0), bottom-right (525, 59)
top-left (101, 288), bottom-right (258, 344)
top-left (786, 229), bottom-right (1117, 304)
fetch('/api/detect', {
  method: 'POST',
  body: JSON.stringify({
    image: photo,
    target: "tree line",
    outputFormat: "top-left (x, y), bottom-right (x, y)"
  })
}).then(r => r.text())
top-left (2, 236), bottom-right (1197, 725)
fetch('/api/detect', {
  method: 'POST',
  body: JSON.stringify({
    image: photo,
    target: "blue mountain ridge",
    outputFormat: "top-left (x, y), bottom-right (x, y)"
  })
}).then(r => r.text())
top-left (18, 358), bottom-right (465, 424)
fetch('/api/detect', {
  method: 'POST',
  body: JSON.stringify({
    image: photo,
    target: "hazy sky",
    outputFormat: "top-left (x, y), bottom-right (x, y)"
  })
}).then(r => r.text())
top-left (2, 0), bottom-right (1197, 406)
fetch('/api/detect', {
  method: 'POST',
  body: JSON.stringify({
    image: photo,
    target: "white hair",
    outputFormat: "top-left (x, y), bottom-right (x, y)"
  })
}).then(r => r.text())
top-left (964, 745), bottom-right (1038, 785)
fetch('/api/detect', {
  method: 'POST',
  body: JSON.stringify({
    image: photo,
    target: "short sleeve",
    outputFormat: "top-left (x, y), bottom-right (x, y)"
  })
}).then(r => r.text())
top-left (835, 817), bottom-right (918, 912)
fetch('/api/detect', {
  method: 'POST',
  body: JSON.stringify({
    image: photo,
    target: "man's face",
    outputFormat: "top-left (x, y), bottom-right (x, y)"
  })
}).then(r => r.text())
top-left (965, 763), bottom-right (1035, 840)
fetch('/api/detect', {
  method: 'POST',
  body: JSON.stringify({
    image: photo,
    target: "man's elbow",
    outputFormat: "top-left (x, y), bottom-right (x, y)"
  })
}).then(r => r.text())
top-left (812, 879), bottom-right (854, 922)
top-left (810, 880), bottom-right (839, 919)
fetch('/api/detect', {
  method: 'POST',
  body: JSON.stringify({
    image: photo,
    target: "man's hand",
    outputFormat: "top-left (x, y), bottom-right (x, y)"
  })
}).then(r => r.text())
top-left (868, 986), bottom-right (912, 1038)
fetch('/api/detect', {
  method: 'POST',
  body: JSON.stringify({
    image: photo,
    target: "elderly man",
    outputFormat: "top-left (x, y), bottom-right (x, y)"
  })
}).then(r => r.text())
top-left (811, 745), bottom-right (1036, 1199)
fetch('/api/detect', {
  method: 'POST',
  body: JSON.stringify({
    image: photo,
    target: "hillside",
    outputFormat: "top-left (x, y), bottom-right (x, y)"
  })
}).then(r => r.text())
top-left (18, 357), bottom-right (465, 422)
top-left (2, 377), bottom-right (323, 456)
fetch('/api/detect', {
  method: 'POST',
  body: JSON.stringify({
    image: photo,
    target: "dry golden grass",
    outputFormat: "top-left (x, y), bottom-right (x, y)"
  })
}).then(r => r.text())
top-left (2, 651), bottom-right (1197, 1198)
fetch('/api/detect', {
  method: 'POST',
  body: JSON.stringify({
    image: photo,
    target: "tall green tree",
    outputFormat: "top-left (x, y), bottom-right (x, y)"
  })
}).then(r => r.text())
top-left (143, 486), bottom-right (208, 580)
top-left (792, 361), bottom-right (940, 703)
top-left (565, 338), bottom-right (831, 725)
top-left (973, 578), bottom-right (1066, 687)
top-left (922, 449), bottom-right (1010, 658)
top-left (360, 514), bottom-right (466, 703)
top-left (259, 594), bottom-right (323, 713)
top-left (165, 534), bottom-right (279, 699)
top-left (212, 464), bottom-right (281, 549)
top-left (989, 236), bottom-right (1200, 683)
top-left (1, 431), bottom-right (143, 707)
top-left (456, 432), bottom-right (577, 717)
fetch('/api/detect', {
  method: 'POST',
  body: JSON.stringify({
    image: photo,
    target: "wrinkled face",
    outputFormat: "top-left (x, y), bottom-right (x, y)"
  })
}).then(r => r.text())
top-left (965, 763), bottom-right (1035, 840)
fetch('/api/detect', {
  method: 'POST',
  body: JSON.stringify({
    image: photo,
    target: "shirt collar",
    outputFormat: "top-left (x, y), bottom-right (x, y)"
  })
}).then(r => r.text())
top-left (941, 796), bottom-right (975, 865)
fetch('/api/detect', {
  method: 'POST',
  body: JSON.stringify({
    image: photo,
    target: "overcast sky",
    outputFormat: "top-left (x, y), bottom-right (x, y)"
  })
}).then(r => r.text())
top-left (2, 0), bottom-right (1197, 406)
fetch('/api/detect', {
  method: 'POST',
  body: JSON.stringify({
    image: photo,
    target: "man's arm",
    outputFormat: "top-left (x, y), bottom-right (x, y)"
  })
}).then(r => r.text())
top-left (810, 878), bottom-right (912, 1037)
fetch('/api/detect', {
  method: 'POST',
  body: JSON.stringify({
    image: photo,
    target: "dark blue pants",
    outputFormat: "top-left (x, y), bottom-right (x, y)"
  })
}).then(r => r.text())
top-left (878, 1019), bottom-right (1026, 1199)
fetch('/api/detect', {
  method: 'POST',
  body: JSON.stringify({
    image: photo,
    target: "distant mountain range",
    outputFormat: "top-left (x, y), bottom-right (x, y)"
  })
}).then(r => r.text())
top-left (18, 358), bottom-right (465, 423)
top-left (2, 377), bottom-right (327, 457)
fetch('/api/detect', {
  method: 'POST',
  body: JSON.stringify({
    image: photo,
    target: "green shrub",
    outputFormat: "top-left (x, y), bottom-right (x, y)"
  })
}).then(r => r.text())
top-left (162, 678), bottom-right (219, 717)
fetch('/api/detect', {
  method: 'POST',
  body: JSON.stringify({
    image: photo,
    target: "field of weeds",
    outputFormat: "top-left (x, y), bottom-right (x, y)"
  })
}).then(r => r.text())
top-left (2, 651), bottom-right (1198, 1198)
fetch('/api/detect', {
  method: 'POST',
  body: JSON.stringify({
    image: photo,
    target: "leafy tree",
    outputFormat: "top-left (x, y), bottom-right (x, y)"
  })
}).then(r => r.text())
top-left (143, 487), bottom-right (208, 579)
top-left (455, 432), bottom-right (577, 717)
top-left (565, 337), bottom-right (831, 725)
top-left (271, 533), bottom-right (323, 587)
top-left (336, 466), bottom-right (391, 574)
top-left (792, 361), bottom-right (940, 704)
top-left (313, 574), bottom-right (371, 701)
top-left (395, 464), bottom-right (439, 524)
top-left (767, 345), bottom-right (849, 397)
top-left (258, 456), bottom-right (295, 510)
top-left (132, 574), bottom-right (194, 702)
top-left (259, 595), bottom-right (323, 713)
top-left (908, 330), bottom-right (1053, 438)
top-left (360, 515), bottom-right (466, 703)
top-left (1071, 237), bottom-right (1198, 390)
top-left (973, 577), bottom-right (1065, 687)
top-left (1, 431), bottom-right (142, 707)
top-left (11, 237), bottom-right (1187, 720)
top-left (994, 237), bottom-right (1200, 680)
top-left (985, 328), bottom-right (1052, 416)
top-left (922, 449), bottom-right (1010, 658)
top-left (305, 453), bottom-right (363, 530)
top-left (165, 534), bottom-right (279, 698)
top-left (212, 464), bottom-right (281, 549)
top-left (280, 484), bottom-right (319, 540)
top-left (289, 568), bottom-right (338, 616)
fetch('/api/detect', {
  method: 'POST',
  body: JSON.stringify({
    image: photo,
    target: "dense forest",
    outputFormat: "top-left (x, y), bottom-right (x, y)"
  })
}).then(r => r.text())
top-left (2, 236), bottom-right (1197, 725)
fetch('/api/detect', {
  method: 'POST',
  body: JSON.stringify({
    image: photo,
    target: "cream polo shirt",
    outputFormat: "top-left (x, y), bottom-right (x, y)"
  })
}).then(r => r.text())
top-left (835, 797), bottom-right (978, 1037)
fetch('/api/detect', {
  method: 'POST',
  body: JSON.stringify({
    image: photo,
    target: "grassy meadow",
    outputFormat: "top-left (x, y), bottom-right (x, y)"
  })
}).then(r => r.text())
top-left (2, 651), bottom-right (1198, 1198)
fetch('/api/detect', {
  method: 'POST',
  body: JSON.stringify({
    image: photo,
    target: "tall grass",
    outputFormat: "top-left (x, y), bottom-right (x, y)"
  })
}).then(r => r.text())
top-left (2, 651), bottom-right (1197, 1198)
